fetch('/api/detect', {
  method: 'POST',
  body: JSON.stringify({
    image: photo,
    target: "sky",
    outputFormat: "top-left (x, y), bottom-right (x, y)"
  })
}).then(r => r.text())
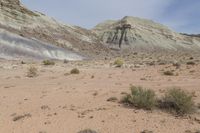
top-left (21, 0), bottom-right (200, 34)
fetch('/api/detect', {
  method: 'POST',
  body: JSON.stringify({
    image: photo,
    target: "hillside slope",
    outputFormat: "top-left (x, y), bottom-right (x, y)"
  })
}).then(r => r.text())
top-left (0, 29), bottom-right (83, 60)
top-left (0, 0), bottom-right (109, 60)
top-left (93, 16), bottom-right (200, 51)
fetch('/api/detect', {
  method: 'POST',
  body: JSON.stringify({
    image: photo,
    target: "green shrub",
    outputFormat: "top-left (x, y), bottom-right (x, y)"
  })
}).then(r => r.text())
top-left (114, 58), bottom-right (124, 67)
top-left (43, 60), bottom-right (55, 65)
top-left (122, 86), bottom-right (156, 110)
top-left (27, 66), bottom-right (38, 77)
top-left (159, 88), bottom-right (195, 115)
top-left (70, 68), bottom-right (80, 74)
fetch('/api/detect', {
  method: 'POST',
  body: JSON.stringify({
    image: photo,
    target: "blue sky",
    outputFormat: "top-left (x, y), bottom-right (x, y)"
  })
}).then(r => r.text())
top-left (21, 0), bottom-right (200, 34)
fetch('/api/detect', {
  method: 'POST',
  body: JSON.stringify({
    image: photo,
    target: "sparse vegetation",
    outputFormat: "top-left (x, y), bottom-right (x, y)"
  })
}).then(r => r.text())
top-left (70, 68), bottom-right (80, 74)
top-left (114, 58), bottom-right (124, 67)
top-left (21, 61), bottom-right (26, 64)
top-left (187, 61), bottom-right (195, 65)
top-left (27, 66), bottom-right (38, 77)
top-left (163, 70), bottom-right (174, 76)
top-left (159, 88), bottom-right (195, 115)
top-left (43, 60), bottom-right (55, 65)
top-left (121, 86), bottom-right (196, 115)
top-left (122, 86), bottom-right (156, 110)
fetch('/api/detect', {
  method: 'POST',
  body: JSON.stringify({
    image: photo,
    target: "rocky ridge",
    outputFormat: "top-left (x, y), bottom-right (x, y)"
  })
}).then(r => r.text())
top-left (0, 0), bottom-right (109, 60)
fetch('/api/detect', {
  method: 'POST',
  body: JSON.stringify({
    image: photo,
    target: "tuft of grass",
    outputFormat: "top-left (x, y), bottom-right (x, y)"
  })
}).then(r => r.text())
top-left (163, 70), bottom-right (174, 76)
top-left (27, 66), bottom-right (38, 78)
top-left (121, 86), bottom-right (156, 110)
top-left (70, 68), bottom-right (80, 74)
top-left (43, 60), bottom-right (55, 65)
top-left (159, 88), bottom-right (195, 115)
top-left (114, 58), bottom-right (124, 67)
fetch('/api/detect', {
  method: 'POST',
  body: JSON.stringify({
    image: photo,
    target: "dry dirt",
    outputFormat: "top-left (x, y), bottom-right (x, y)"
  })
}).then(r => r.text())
top-left (0, 59), bottom-right (199, 133)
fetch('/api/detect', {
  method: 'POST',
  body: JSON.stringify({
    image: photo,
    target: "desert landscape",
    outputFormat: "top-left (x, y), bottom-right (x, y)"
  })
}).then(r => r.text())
top-left (0, 56), bottom-right (200, 133)
top-left (0, 0), bottom-right (200, 133)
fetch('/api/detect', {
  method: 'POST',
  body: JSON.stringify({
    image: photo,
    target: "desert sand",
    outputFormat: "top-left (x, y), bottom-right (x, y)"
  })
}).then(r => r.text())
top-left (0, 59), bottom-right (199, 133)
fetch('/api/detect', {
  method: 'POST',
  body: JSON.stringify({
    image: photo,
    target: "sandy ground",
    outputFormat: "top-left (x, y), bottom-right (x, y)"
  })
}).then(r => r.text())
top-left (0, 60), bottom-right (200, 133)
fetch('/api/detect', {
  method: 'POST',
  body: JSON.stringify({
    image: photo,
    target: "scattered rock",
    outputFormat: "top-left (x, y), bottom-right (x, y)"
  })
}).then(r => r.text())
top-left (41, 105), bottom-right (51, 110)
top-left (39, 131), bottom-right (47, 133)
top-left (141, 130), bottom-right (153, 133)
top-left (107, 97), bottom-right (118, 102)
top-left (12, 113), bottom-right (31, 122)
top-left (185, 130), bottom-right (193, 133)
top-left (77, 129), bottom-right (98, 133)
top-left (93, 92), bottom-right (98, 96)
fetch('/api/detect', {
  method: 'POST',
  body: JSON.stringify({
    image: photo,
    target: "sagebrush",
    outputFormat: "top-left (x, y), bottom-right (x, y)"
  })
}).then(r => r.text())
top-left (27, 66), bottom-right (38, 77)
top-left (159, 88), bottom-right (195, 115)
top-left (122, 86), bottom-right (156, 110)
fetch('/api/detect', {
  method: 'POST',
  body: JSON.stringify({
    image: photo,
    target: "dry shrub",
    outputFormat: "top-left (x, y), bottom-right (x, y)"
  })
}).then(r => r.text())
top-left (27, 66), bottom-right (38, 77)
top-left (114, 58), bottom-right (124, 67)
top-left (70, 68), bottom-right (80, 74)
top-left (122, 86), bottom-right (156, 110)
top-left (43, 60), bottom-right (55, 65)
top-left (159, 88), bottom-right (195, 115)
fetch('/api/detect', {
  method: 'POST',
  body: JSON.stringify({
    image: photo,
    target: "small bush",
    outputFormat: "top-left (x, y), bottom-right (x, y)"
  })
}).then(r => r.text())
top-left (43, 60), bottom-right (55, 65)
top-left (21, 61), bottom-right (26, 64)
top-left (70, 68), bottom-right (80, 74)
top-left (121, 86), bottom-right (156, 110)
top-left (63, 59), bottom-right (69, 64)
top-left (187, 61), bottom-right (195, 65)
top-left (163, 70), bottom-right (174, 76)
top-left (27, 66), bottom-right (38, 77)
top-left (159, 88), bottom-right (195, 115)
top-left (114, 58), bottom-right (124, 67)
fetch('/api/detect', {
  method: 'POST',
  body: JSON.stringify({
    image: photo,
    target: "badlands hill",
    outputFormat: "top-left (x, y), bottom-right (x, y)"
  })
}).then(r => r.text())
top-left (0, 0), bottom-right (200, 60)
top-left (0, 0), bottom-right (108, 60)
top-left (93, 16), bottom-right (200, 51)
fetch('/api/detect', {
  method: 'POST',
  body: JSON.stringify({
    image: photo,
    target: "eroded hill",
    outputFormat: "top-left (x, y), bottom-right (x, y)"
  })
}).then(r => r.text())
top-left (93, 16), bottom-right (200, 51)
